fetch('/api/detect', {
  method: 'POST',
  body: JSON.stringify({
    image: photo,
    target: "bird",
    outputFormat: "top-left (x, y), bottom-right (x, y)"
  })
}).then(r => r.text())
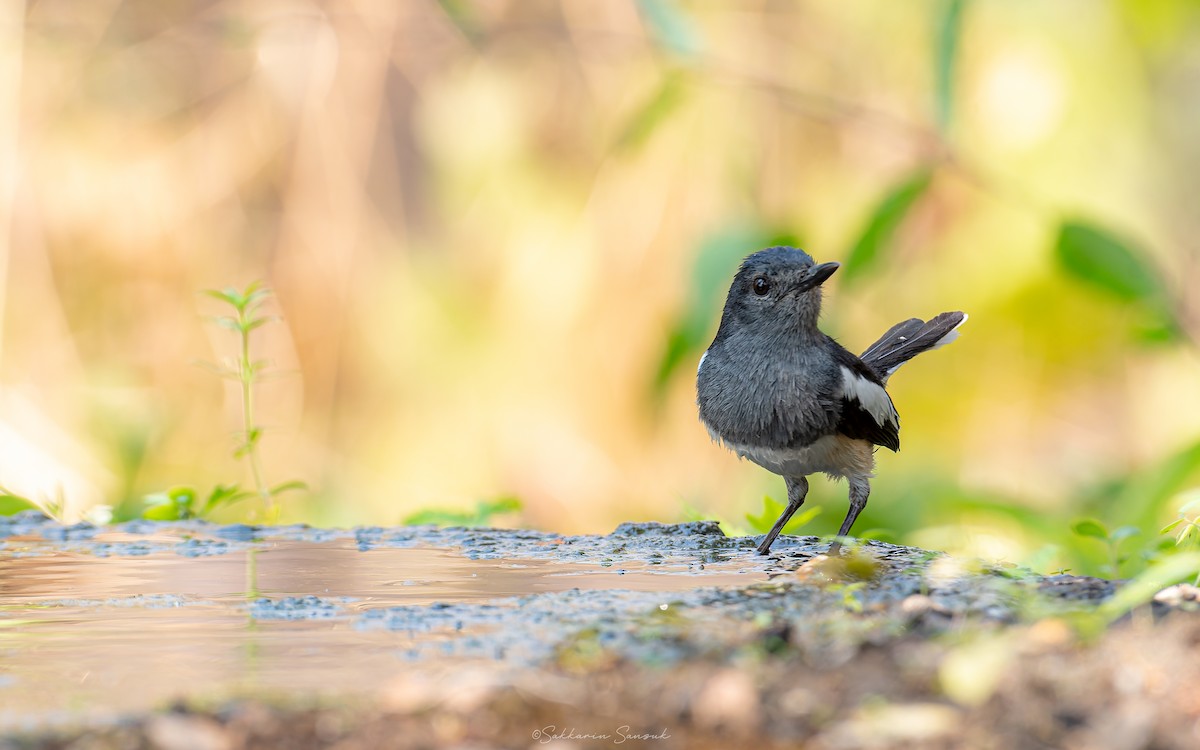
top-left (695, 246), bottom-right (966, 555)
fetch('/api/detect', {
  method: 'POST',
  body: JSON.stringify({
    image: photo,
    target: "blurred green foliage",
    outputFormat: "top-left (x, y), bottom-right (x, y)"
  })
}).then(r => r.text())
top-left (744, 496), bottom-right (822, 539)
top-left (1054, 222), bottom-right (1180, 342)
top-left (841, 171), bottom-right (933, 285)
top-left (142, 484), bottom-right (251, 522)
top-left (0, 489), bottom-right (41, 517)
top-left (402, 496), bottom-right (523, 528)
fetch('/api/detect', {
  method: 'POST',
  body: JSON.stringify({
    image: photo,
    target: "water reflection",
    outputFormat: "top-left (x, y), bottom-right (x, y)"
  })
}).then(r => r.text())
top-left (0, 535), bottom-right (766, 727)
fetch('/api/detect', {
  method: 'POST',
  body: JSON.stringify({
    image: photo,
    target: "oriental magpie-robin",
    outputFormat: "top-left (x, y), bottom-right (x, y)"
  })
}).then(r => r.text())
top-left (696, 246), bottom-right (966, 555)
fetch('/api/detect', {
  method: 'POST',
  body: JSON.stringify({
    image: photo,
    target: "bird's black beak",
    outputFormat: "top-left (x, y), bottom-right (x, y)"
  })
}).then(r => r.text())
top-left (795, 261), bottom-right (840, 293)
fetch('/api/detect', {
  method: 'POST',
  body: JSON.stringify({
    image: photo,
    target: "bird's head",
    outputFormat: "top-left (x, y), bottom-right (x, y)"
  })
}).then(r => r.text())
top-left (715, 246), bottom-right (840, 340)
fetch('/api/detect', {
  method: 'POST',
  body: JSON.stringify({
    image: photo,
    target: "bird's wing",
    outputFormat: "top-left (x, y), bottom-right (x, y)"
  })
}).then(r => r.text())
top-left (830, 342), bottom-right (900, 452)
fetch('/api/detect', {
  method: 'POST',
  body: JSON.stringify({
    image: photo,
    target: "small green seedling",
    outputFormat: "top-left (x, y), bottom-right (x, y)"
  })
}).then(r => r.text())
top-left (1071, 518), bottom-right (1140, 578)
top-left (202, 282), bottom-right (307, 519)
top-left (144, 282), bottom-right (305, 522)
top-left (1161, 496), bottom-right (1200, 585)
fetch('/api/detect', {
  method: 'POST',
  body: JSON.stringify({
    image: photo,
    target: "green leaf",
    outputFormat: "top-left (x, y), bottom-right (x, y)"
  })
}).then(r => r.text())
top-left (143, 486), bottom-right (198, 521)
top-left (242, 316), bottom-right (275, 333)
top-left (243, 282), bottom-right (268, 301)
top-left (841, 171), bottom-right (932, 285)
top-left (203, 288), bottom-right (242, 306)
top-left (204, 282), bottom-right (269, 314)
top-left (1177, 522), bottom-right (1200, 547)
top-left (615, 71), bottom-right (688, 152)
top-left (1071, 518), bottom-right (1110, 541)
top-left (473, 495), bottom-right (521, 516)
top-left (0, 493), bottom-right (40, 516)
top-left (402, 508), bottom-right (468, 526)
top-left (1054, 221), bottom-right (1169, 304)
top-left (203, 484), bottom-right (252, 514)
top-left (743, 497), bottom-right (820, 536)
top-left (1161, 519), bottom-right (1185, 535)
top-left (784, 506), bottom-right (822, 534)
top-left (934, 0), bottom-right (967, 131)
top-left (212, 316), bottom-right (245, 333)
top-left (635, 0), bottom-right (702, 58)
top-left (744, 495), bottom-right (784, 534)
top-left (268, 480), bottom-right (308, 497)
top-left (650, 329), bottom-right (693, 398)
top-left (233, 428), bottom-right (263, 458)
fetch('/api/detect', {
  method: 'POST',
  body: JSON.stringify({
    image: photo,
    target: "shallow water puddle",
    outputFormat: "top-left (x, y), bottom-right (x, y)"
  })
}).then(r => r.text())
top-left (0, 527), bottom-right (770, 728)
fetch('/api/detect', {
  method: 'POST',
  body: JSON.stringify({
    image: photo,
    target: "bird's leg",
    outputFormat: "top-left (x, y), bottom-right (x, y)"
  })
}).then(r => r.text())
top-left (829, 476), bottom-right (870, 556)
top-left (756, 476), bottom-right (809, 555)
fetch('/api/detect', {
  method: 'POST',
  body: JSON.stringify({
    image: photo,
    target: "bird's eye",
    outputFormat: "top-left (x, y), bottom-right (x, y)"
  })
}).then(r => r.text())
top-left (752, 276), bottom-right (770, 296)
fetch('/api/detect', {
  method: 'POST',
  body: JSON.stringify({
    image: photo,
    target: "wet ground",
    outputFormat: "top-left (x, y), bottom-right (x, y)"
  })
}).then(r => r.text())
top-left (1, 511), bottom-right (1198, 749)
top-left (0, 515), bottom-right (771, 727)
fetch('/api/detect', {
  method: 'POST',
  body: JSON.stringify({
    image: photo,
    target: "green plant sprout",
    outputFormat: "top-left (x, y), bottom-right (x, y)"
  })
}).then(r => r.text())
top-left (144, 282), bottom-right (304, 522)
top-left (1160, 495), bottom-right (1200, 585)
top-left (1071, 518), bottom-right (1141, 578)
top-left (204, 282), bottom-right (307, 520)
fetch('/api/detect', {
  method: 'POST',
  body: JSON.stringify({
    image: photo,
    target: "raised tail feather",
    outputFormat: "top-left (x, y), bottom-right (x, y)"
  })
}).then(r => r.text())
top-left (860, 311), bottom-right (967, 381)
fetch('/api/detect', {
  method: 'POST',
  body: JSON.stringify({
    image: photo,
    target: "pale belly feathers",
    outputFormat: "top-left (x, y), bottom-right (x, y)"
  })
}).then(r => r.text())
top-left (712, 431), bottom-right (876, 480)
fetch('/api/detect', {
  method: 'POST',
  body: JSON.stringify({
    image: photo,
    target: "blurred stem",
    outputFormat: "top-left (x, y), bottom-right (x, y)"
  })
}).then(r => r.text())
top-left (245, 548), bottom-right (260, 599)
top-left (236, 301), bottom-right (274, 522)
top-left (201, 282), bottom-right (298, 523)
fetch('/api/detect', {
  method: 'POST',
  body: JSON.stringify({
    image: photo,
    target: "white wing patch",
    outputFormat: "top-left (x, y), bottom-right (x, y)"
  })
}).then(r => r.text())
top-left (840, 366), bottom-right (898, 428)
